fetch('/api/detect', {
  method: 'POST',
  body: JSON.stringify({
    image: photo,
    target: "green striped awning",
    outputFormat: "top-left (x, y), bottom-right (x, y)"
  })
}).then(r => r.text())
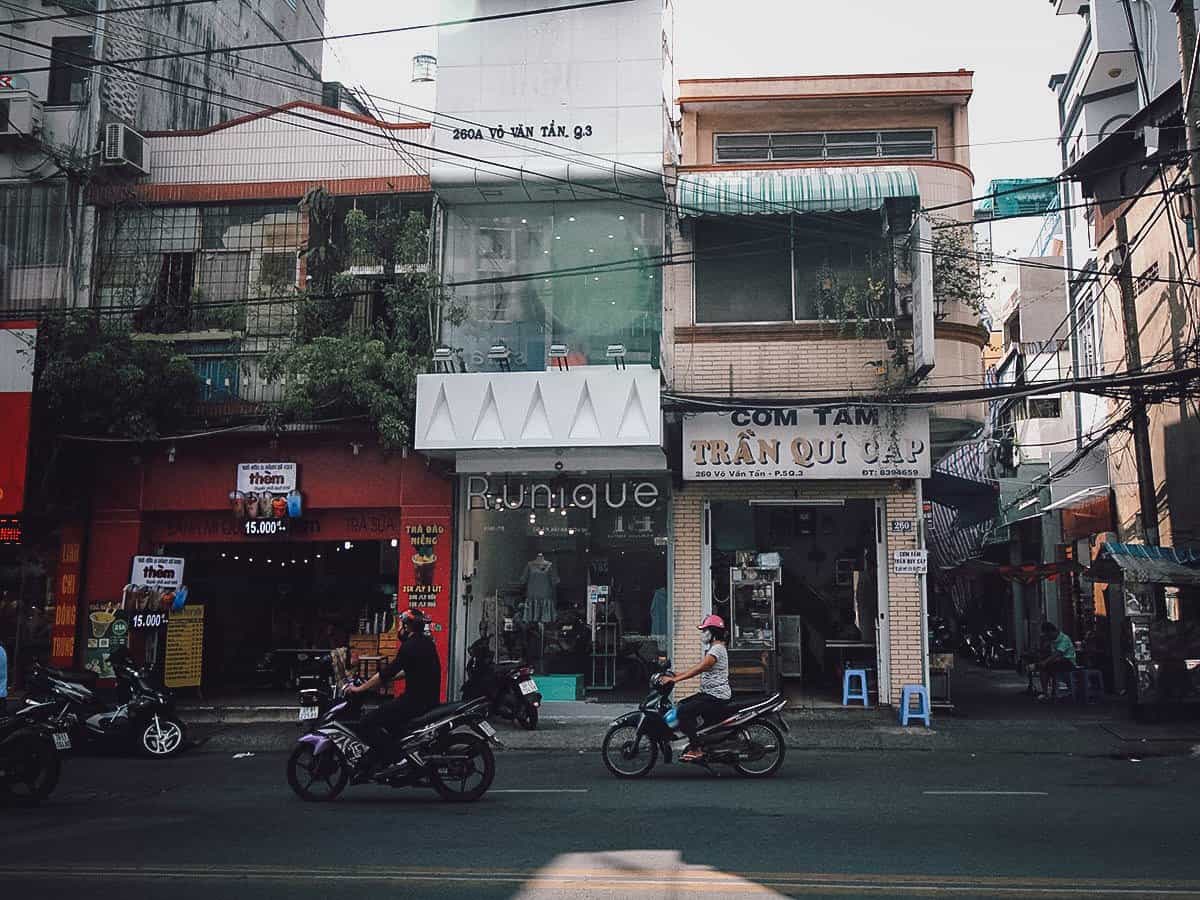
top-left (676, 166), bottom-right (921, 217)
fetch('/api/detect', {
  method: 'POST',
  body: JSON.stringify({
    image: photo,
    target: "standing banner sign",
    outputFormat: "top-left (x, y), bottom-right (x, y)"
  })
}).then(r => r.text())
top-left (397, 513), bottom-right (453, 702)
top-left (50, 525), bottom-right (83, 668)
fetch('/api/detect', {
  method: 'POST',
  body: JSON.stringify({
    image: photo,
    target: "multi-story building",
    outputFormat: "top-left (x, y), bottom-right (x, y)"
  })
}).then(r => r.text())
top-left (662, 72), bottom-right (986, 705)
top-left (414, 0), bottom-right (675, 698)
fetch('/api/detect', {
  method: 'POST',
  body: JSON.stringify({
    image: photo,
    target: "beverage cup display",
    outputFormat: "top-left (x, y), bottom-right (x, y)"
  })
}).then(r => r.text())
top-left (286, 490), bottom-right (302, 518)
top-left (230, 490), bottom-right (245, 519)
top-left (413, 552), bottom-right (437, 586)
top-left (272, 496), bottom-right (287, 519)
top-left (90, 610), bottom-right (115, 638)
top-left (259, 493), bottom-right (273, 518)
top-left (246, 493), bottom-right (260, 518)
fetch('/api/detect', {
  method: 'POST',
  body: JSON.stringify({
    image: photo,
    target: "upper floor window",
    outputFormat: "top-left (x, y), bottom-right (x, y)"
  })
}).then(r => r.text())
top-left (48, 36), bottom-right (93, 106)
top-left (714, 129), bottom-right (936, 164)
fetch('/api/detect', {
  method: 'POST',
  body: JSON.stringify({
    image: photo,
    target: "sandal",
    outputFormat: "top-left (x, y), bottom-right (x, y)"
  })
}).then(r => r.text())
top-left (681, 747), bottom-right (705, 762)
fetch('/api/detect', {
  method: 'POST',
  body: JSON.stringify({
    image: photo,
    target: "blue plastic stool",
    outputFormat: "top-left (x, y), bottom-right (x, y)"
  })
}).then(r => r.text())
top-left (842, 669), bottom-right (869, 707)
top-left (899, 684), bottom-right (931, 727)
top-left (1069, 668), bottom-right (1105, 703)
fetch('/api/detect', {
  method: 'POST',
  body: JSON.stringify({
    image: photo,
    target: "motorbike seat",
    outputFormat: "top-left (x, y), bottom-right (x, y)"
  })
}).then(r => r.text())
top-left (403, 700), bottom-right (476, 731)
top-left (41, 665), bottom-right (97, 686)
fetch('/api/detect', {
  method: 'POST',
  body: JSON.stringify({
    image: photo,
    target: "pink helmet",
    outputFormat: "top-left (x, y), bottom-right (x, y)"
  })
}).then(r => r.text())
top-left (698, 614), bottom-right (725, 631)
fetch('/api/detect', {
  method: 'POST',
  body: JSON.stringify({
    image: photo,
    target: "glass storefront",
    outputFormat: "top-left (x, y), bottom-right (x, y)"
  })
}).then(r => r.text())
top-left (441, 200), bottom-right (664, 372)
top-left (459, 475), bottom-right (670, 697)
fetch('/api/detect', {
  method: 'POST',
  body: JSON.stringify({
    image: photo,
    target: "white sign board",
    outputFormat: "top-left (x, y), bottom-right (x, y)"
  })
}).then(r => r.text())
top-left (683, 407), bottom-right (931, 481)
top-left (131, 556), bottom-right (185, 590)
top-left (892, 550), bottom-right (928, 575)
top-left (236, 462), bottom-right (297, 494)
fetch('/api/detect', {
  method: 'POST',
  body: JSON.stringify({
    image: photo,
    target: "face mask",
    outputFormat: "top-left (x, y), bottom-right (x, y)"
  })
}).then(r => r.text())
top-left (701, 633), bottom-right (713, 649)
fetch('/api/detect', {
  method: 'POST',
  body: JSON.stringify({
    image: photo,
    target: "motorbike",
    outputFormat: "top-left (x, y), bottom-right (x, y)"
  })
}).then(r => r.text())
top-left (982, 624), bottom-right (1016, 669)
top-left (287, 682), bottom-right (502, 803)
top-left (461, 635), bottom-right (542, 730)
top-left (601, 658), bottom-right (788, 778)
top-left (0, 713), bottom-right (64, 804)
top-left (928, 616), bottom-right (956, 654)
top-left (20, 649), bottom-right (187, 758)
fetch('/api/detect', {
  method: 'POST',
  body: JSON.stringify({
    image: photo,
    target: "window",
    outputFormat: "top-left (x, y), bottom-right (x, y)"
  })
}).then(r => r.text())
top-left (0, 182), bottom-right (68, 266)
top-left (1026, 397), bottom-right (1062, 419)
top-left (693, 212), bottom-right (889, 324)
top-left (714, 129), bottom-right (936, 164)
top-left (47, 36), bottom-right (93, 106)
top-left (0, 100), bottom-right (9, 132)
top-left (694, 216), bottom-right (792, 322)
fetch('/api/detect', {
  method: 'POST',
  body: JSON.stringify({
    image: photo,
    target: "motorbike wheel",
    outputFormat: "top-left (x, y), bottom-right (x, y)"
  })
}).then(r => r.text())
top-left (429, 733), bottom-right (495, 802)
top-left (515, 701), bottom-right (539, 730)
top-left (0, 732), bottom-right (61, 805)
top-left (286, 743), bottom-right (349, 802)
top-left (733, 720), bottom-right (786, 778)
top-left (601, 723), bottom-right (658, 778)
top-left (138, 717), bottom-right (186, 758)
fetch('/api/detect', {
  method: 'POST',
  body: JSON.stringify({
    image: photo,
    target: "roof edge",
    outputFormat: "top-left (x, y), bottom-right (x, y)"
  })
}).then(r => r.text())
top-left (143, 100), bottom-right (431, 139)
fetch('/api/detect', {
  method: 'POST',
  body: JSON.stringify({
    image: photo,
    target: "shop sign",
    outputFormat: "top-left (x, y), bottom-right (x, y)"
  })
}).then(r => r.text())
top-left (236, 462), bottom-right (297, 493)
top-left (465, 476), bottom-right (663, 518)
top-left (892, 549), bottom-right (928, 575)
top-left (232, 462), bottom-right (302, 536)
top-left (683, 407), bottom-right (931, 481)
top-left (50, 527), bottom-right (83, 668)
top-left (131, 555), bottom-right (184, 590)
top-left (124, 556), bottom-right (185, 628)
top-left (0, 516), bottom-right (21, 544)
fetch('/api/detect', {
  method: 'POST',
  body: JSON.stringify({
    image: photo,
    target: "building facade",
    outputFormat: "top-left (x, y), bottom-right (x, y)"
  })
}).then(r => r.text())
top-left (662, 72), bottom-right (986, 705)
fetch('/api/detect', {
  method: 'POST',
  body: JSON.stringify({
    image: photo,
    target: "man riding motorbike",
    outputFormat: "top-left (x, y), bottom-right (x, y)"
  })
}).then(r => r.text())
top-left (346, 608), bottom-right (441, 775)
top-left (660, 614), bottom-right (730, 762)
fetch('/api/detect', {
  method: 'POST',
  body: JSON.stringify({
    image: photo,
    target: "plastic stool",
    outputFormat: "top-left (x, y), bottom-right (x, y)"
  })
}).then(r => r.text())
top-left (842, 669), bottom-right (869, 707)
top-left (1052, 669), bottom-right (1075, 701)
top-left (1070, 668), bottom-right (1105, 703)
top-left (899, 684), bottom-right (931, 727)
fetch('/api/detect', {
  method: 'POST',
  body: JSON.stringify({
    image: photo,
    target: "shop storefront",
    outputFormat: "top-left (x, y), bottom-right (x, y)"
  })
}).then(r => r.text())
top-left (675, 406), bottom-right (933, 707)
top-left (64, 434), bottom-right (453, 699)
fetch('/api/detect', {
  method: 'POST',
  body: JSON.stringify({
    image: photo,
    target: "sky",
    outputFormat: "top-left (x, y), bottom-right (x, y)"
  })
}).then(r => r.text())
top-left (323, 1), bottom-right (1087, 256)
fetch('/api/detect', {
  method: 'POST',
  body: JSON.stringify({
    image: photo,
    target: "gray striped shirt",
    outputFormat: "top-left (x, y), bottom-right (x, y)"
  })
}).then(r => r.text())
top-left (700, 643), bottom-right (731, 700)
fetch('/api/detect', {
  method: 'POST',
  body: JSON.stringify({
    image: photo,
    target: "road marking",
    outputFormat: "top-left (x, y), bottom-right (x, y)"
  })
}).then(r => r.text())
top-left (923, 790), bottom-right (1049, 796)
top-left (490, 788), bottom-right (590, 793)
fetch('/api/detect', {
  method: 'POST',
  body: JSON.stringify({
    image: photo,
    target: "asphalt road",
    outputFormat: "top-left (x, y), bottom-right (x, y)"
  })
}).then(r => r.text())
top-left (4, 744), bottom-right (1200, 899)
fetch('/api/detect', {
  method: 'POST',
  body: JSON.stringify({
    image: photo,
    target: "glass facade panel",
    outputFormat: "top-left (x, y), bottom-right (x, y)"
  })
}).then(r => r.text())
top-left (441, 200), bottom-right (663, 371)
top-left (793, 212), bottom-right (888, 320)
top-left (694, 216), bottom-right (791, 323)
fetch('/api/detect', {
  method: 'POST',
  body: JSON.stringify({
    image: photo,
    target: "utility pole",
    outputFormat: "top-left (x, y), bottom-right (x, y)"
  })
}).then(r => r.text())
top-left (1174, 0), bottom-right (1200, 237)
top-left (1113, 216), bottom-right (1160, 546)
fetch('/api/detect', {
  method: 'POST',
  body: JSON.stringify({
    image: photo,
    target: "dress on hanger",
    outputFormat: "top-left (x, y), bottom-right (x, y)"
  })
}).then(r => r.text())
top-left (650, 587), bottom-right (669, 637)
top-left (521, 557), bottom-right (560, 623)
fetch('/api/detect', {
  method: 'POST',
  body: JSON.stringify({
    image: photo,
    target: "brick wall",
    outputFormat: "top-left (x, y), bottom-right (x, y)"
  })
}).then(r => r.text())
top-left (670, 479), bottom-right (925, 706)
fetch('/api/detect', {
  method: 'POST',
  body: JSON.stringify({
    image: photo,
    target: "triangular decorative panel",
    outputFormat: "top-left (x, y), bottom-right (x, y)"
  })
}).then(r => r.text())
top-left (520, 380), bottom-right (553, 441)
top-left (422, 382), bottom-right (457, 443)
top-left (616, 379), bottom-right (651, 440)
top-left (472, 382), bottom-right (505, 442)
top-left (568, 380), bottom-right (602, 440)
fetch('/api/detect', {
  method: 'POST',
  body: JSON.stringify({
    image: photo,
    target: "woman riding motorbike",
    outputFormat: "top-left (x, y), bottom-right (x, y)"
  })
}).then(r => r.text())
top-left (660, 614), bottom-right (730, 762)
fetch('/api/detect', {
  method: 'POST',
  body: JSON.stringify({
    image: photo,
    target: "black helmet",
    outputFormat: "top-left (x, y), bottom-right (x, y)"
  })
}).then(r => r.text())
top-left (399, 608), bottom-right (428, 632)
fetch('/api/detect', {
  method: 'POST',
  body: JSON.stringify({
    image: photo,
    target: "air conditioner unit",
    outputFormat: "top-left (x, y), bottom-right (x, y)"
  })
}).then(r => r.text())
top-left (102, 122), bottom-right (149, 175)
top-left (0, 91), bottom-right (44, 141)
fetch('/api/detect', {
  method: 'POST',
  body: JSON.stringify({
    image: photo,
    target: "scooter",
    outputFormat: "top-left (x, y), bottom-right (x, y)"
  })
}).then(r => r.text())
top-left (600, 658), bottom-right (788, 778)
top-left (287, 681), bottom-right (502, 802)
top-left (0, 714), bottom-right (63, 805)
top-left (20, 648), bottom-right (186, 758)
top-left (461, 636), bottom-right (542, 730)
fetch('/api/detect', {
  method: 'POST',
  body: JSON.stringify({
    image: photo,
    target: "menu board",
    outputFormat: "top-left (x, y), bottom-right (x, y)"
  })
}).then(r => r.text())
top-left (164, 605), bottom-right (205, 688)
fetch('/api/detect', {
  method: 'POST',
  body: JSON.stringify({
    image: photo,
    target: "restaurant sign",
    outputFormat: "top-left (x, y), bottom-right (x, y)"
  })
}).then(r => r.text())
top-left (683, 407), bottom-right (931, 481)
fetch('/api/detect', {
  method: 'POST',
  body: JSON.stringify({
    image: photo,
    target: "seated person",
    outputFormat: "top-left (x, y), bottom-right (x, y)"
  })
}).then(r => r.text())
top-left (1038, 621), bottom-right (1076, 700)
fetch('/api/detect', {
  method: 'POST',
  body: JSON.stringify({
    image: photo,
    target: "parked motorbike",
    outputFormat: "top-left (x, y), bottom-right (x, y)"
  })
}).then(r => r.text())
top-left (461, 636), bottom-right (542, 730)
top-left (928, 616), bottom-right (956, 653)
top-left (0, 713), bottom-right (63, 804)
top-left (20, 648), bottom-right (187, 758)
top-left (287, 682), bottom-right (502, 803)
top-left (982, 624), bottom-right (1016, 669)
top-left (601, 658), bottom-right (788, 778)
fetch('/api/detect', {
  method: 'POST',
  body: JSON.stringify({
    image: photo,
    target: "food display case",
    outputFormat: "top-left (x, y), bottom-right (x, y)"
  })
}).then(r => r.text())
top-left (729, 566), bottom-right (779, 650)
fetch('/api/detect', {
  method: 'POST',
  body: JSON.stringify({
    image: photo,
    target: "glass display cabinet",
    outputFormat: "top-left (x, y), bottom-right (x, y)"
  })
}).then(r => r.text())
top-left (728, 566), bottom-right (779, 650)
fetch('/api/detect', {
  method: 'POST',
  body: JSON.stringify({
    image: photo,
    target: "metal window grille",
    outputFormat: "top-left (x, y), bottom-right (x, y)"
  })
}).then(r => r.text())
top-left (714, 129), bottom-right (936, 164)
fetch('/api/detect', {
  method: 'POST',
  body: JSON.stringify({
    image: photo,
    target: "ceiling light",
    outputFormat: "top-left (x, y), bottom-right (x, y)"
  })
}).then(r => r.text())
top-left (390, 538), bottom-right (399, 548)
top-left (520, 218), bottom-right (527, 224)
top-left (1107, 67), bottom-right (1122, 79)
top-left (344, 541), bottom-right (352, 550)
top-left (588, 248), bottom-right (595, 253)
top-left (607, 234), bottom-right (614, 239)
top-left (618, 215), bottom-right (625, 220)
top-left (568, 216), bottom-right (576, 222)
top-left (554, 235), bottom-right (561, 240)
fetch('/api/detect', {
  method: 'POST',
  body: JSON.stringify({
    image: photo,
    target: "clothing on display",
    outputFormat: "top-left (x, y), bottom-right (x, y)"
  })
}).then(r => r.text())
top-left (520, 553), bottom-right (560, 623)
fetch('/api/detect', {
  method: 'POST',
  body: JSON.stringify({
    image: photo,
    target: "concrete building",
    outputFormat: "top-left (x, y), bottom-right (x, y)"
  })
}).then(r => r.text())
top-left (662, 72), bottom-right (986, 706)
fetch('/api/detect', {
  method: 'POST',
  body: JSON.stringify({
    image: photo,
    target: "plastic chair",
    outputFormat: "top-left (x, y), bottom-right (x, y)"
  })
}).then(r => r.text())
top-left (899, 684), bottom-right (931, 727)
top-left (1070, 668), bottom-right (1105, 703)
top-left (842, 668), bottom-right (869, 707)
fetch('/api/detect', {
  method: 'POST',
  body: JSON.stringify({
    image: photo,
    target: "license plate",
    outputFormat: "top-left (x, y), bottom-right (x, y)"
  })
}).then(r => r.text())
top-left (519, 679), bottom-right (538, 695)
top-left (53, 732), bottom-right (71, 750)
top-left (298, 706), bottom-right (319, 721)
top-left (477, 721), bottom-right (497, 737)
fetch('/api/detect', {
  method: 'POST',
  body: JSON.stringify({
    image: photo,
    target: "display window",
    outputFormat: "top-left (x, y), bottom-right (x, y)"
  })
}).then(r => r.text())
top-left (460, 475), bottom-right (670, 698)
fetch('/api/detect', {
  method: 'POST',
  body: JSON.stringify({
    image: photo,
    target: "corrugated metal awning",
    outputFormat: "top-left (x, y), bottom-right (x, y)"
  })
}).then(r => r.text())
top-left (676, 166), bottom-right (920, 217)
top-left (1088, 542), bottom-right (1200, 587)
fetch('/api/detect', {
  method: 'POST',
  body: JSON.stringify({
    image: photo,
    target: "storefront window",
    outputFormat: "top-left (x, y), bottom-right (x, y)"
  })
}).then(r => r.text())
top-left (460, 475), bottom-right (670, 697)
top-left (441, 201), bottom-right (663, 372)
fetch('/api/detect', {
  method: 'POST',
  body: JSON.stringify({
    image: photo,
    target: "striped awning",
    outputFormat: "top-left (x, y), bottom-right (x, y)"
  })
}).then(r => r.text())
top-left (675, 166), bottom-right (921, 217)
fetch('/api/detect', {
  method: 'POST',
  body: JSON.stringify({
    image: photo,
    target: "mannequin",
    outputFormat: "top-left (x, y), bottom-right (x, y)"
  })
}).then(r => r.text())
top-left (520, 552), bottom-right (559, 624)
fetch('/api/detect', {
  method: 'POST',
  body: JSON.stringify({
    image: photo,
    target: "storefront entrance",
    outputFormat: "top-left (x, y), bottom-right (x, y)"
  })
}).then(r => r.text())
top-left (708, 499), bottom-right (885, 704)
top-left (457, 475), bottom-right (671, 700)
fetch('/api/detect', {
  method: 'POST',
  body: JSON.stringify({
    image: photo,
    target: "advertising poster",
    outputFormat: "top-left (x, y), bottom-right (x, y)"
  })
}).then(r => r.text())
top-left (398, 513), bottom-right (453, 701)
top-left (231, 462), bottom-right (302, 538)
top-left (50, 526), bottom-right (83, 668)
top-left (124, 555), bottom-right (185, 627)
top-left (83, 606), bottom-right (129, 679)
top-left (164, 605), bottom-right (205, 689)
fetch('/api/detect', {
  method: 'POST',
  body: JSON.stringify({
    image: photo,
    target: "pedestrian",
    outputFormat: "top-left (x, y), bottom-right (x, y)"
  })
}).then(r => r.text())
top-left (1038, 621), bottom-right (1076, 700)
